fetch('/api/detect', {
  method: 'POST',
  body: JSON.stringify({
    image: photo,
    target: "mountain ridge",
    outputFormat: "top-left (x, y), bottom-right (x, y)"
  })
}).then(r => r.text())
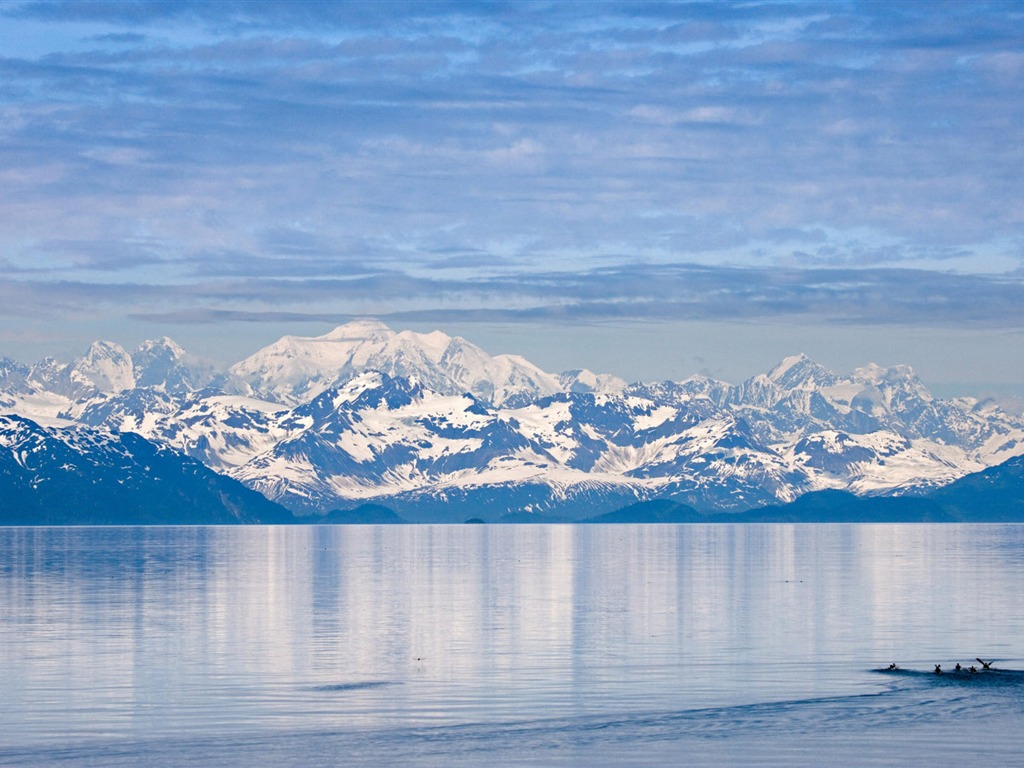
top-left (590, 455), bottom-right (1024, 523)
top-left (0, 414), bottom-right (294, 525)
top-left (2, 320), bottom-right (1022, 522)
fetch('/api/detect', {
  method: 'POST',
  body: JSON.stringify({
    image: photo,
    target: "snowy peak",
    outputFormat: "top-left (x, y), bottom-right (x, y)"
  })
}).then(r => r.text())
top-left (136, 335), bottom-right (186, 356)
top-left (726, 373), bottom-right (783, 409)
top-left (321, 318), bottom-right (394, 341)
top-left (852, 362), bottom-right (924, 389)
top-left (768, 354), bottom-right (838, 390)
top-left (229, 320), bottom-right (562, 407)
top-left (559, 369), bottom-right (627, 395)
top-left (131, 337), bottom-right (213, 393)
top-left (26, 357), bottom-right (74, 398)
top-left (847, 363), bottom-right (934, 415)
top-left (768, 353), bottom-right (810, 381)
top-left (298, 371), bottom-right (427, 419)
top-left (70, 341), bottom-right (135, 393)
top-left (133, 337), bottom-right (187, 371)
top-left (852, 362), bottom-right (887, 385)
top-left (0, 358), bottom-right (30, 393)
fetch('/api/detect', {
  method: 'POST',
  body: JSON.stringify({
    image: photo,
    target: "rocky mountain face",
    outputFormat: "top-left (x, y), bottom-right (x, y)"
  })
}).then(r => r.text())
top-left (2, 321), bottom-right (1023, 522)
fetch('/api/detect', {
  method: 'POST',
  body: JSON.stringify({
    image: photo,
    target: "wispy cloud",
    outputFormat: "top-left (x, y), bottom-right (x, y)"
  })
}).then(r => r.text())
top-left (0, 1), bottom-right (1021, 382)
top-left (2, 262), bottom-right (994, 329)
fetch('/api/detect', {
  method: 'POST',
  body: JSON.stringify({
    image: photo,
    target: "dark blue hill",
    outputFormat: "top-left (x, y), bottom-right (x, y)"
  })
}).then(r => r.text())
top-left (927, 454), bottom-right (1024, 522)
top-left (728, 489), bottom-right (953, 523)
top-left (0, 414), bottom-right (295, 525)
top-left (585, 491), bottom-right (951, 523)
top-left (594, 454), bottom-right (1024, 523)
top-left (320, 504), bottom-right (407, 524)
top-left (581, 498), bottom-right (706, 523)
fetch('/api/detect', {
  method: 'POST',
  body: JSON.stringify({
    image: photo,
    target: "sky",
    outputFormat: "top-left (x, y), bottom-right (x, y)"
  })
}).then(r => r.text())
top-left (0, 0), bottom-right (1023, 396)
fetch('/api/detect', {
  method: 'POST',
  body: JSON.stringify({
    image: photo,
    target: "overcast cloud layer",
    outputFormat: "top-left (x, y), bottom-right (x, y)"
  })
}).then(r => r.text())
top-left (1, 1), bottom-right (1022, 391)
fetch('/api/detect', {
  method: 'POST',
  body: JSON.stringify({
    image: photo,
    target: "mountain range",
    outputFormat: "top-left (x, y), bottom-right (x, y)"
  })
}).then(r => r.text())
top-left (2, 320), bottom-right (1023, 523)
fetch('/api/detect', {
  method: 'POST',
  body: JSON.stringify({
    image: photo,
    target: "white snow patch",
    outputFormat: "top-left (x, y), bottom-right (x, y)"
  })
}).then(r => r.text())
top-left (633, 405), bottom-right (677, 431)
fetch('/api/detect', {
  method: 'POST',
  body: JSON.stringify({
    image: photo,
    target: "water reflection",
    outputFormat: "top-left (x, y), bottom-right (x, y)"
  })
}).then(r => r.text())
top-left (1, 524), bottom-right (1023, 749)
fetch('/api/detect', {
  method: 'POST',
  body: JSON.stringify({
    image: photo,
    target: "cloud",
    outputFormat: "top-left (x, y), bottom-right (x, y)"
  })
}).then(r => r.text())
top-left (0, 262), bottom-right (977, 330)
top-left (86, 32), bottom-right (149, 44)
top-left (0, 0), bottom-right (1022, 365)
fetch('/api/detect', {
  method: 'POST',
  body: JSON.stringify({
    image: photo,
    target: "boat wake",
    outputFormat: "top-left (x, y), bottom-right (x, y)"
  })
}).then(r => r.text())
top-left (874, 665), bottom-right (1024, 689)
top-left (3, 673), bottom-right (1022, 768)
top-left (310, 681), bottom-right (396, 693)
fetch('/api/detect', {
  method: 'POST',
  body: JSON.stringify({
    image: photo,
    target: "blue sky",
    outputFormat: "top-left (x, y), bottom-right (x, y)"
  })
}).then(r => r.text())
top-left (1, 1), bottom-right (1022, 394)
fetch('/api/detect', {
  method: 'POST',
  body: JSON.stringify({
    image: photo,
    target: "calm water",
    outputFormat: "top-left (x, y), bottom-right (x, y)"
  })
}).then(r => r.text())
top-left (1, 524), bottom-right (1023, 767)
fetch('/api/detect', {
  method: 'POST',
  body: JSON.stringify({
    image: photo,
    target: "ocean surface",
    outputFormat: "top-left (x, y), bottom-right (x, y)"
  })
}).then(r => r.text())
top-left (1, 524), bottom-right (1023, 767)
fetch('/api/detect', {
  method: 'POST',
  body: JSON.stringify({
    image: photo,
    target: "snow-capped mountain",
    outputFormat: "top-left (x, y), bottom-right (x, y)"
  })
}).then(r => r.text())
top-left (224, 373), bottom-right (796, 519)
top-left (781, 430), bottom-right (981, 495)
top-left (2, 321), bottom-right (1023, 521)
top-left (0, 337), bottom-right (221, 421)
top-left (132, 336), bottom-right (220, 393)
top-left (721, 354), bottom-right (1004, 447)
top-left (229, 319), bottom-right (571, 407)
top-left (0, 356), bottom-right (82, 420)
top-left (69, 340), bottom-right (135, 393)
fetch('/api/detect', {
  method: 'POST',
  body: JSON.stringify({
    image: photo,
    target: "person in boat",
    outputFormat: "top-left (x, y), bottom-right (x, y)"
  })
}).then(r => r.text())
top-left (969, 665), bottom-right (978, 673)
top-left (934, 664), bottom-right (942, 675)
top-left (955, 663), bottom-right (962, 672)
top-left (977, 658), bottom-right (993, 670)
top-left (887, 663), bottom-right (898, 670)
